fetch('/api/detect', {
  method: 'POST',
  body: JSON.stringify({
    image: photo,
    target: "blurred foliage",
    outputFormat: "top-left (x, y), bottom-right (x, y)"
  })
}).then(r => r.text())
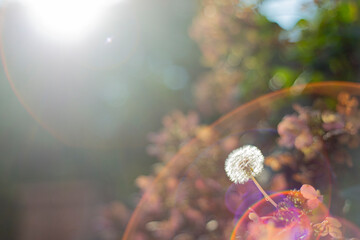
top-left (190, 0), bottom-right (292, 116)
top-left (294, 0), bottom-right (360, 82)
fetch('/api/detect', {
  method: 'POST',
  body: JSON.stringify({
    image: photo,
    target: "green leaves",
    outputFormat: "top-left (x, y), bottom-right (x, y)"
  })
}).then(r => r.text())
top-left (339, 1), bottom-right (358, 23)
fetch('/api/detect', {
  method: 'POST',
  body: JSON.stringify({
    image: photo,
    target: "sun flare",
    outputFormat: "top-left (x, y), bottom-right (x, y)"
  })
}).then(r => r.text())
top-left (19, 0), bottom-right (120, 41)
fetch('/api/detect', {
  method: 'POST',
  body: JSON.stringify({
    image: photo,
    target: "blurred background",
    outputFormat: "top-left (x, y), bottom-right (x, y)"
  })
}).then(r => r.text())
top-left (0, 0), bottom-right (359, 239)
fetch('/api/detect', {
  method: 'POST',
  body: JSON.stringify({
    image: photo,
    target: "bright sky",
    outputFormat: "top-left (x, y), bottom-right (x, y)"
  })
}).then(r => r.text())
top-left (260, 0), bottom-right (317, 30)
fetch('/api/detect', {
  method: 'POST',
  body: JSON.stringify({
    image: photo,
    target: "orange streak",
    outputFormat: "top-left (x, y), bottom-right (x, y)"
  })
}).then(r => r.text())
top-left (0, 7), bottom-right (66, 144)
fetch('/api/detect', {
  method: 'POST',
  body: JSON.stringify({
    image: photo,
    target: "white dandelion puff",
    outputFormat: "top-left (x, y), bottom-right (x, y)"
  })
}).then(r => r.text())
top-left (225, 145), bottom-right (264, 184)
top-left (225, 145), bottom-right (277, 208)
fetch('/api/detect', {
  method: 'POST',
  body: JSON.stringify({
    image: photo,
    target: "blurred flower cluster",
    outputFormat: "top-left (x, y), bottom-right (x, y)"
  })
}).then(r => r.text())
top-left (266, 92), bottom-right (360, 185)
top-left (118, 128), bottom-right (241, 239)
top-left (128, 170), bottom-right (235, 240)
top-left (98, 110), bottom-right (240, 239)
top-left (147, 111), bottom-right (202, 163)
top-left (97, 92), bottom-right (360, 239)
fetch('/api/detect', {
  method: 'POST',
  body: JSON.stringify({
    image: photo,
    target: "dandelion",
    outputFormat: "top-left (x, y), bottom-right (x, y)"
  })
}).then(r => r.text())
top-left (225, 145), bottom-right (264, 184)
top-left (225, 145), bottom-right (277, 208)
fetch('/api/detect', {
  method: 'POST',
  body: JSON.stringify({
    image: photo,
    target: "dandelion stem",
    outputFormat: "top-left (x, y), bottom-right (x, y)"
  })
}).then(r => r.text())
top-left (251, 176), bottom-right (277, 208)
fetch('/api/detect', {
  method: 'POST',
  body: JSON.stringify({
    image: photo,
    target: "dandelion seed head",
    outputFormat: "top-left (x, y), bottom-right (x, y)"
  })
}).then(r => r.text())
top-left (225, 145), bottom-right (264, 184)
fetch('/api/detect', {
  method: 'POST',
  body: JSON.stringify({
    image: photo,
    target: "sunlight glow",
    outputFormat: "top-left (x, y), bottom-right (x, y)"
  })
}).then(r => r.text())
top-left (19, 0), bottom-right (120, 41)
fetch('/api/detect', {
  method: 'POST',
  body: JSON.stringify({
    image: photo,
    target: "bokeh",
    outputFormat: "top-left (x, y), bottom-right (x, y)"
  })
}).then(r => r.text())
top-left (1, 0), bottom-right (360, 239)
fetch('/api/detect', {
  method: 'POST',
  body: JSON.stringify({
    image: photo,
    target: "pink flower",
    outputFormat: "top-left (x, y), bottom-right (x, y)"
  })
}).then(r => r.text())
top-left (300, 184), bottom-right (323, 209)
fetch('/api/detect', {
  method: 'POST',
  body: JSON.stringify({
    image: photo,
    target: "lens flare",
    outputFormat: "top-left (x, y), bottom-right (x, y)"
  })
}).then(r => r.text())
top-left (230, 191), bottom-right (327, 240)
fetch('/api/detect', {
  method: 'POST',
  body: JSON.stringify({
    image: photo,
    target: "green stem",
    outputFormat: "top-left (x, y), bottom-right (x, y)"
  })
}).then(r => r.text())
top-left (251, 176), bottom-right (277, 208)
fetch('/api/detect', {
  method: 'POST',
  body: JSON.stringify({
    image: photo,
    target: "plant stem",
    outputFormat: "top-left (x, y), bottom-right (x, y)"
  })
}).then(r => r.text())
top-left (251, 176), bottom-right (277, 208)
